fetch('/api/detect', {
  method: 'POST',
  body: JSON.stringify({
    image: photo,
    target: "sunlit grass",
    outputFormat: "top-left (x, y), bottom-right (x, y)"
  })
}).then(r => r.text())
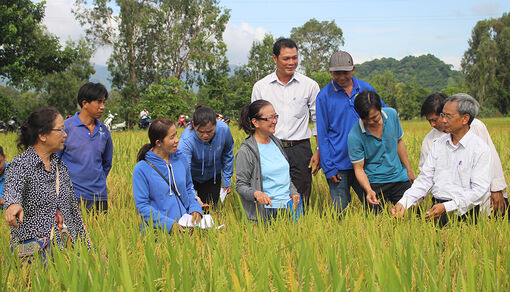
top-left (0, 118), bottom-right (509, 290)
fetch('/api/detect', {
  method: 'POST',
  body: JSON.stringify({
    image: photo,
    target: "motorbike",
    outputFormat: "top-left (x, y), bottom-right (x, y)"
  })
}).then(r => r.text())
top-left (177, 114), bottom-right (191, 128)
top-left (0, 120), bottom-right (6, 133)
top-left (104, 113), bottom-right (127, 131)
top-left (216, 113), bottom-right (231, 125)
top-left (138, 117), bottom-right (151, 130)
top-left (0, 116), bottom-right (19, 132)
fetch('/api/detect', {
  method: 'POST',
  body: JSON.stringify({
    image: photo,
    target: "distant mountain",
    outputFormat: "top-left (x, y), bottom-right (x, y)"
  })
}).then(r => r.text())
top-left (90, 65), bottom-right (112, 90)
top-left (354, 54), bottom-right (464, 92)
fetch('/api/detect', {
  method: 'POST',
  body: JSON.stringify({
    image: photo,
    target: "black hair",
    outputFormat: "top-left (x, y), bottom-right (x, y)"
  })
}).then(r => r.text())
top-left (273, 38), bottom-right (298, 58)
top-left (238, 100), bottom-right (272, 135)
top-left (420, 92), bottom-right (447, 117)
top-left (77, 82), bottom-right (109, 108)
top-left (17, 106), bottom-right (60, 151)
top-left (0, 145), bottom-right (4, 157)
top-left (354, 91), bottom-right (382, 120)
top-left (192, 105), bottom-right (217, 129)
top-left (137, 118), bottom-right (175, 162)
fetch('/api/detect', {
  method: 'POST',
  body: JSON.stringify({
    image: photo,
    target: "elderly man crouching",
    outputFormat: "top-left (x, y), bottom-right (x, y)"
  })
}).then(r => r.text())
top-left (391, 94), bottom-right (493, 226)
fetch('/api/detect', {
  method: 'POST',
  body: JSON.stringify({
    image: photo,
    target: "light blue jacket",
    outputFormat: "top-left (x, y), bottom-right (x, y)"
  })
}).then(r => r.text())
top-left (132, 150), bottom-right (202, 233)
top-left (178, 120), bottom-right (234, 187)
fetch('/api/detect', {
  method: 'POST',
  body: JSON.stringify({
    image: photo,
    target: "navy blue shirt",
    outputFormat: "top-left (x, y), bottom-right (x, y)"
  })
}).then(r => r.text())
top-left (58, 113), bottom-right (113, 201)
top-left (316, 77), bottom-right (385, 178)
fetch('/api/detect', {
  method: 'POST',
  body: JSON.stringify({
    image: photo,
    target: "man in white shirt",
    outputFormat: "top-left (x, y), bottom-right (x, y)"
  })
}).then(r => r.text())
top-left (419, 93), bottom-right (507, 214)
top-left (391, 94), bottom-right (493, 226)
top-left (251, 38), bottom-right (320, 207)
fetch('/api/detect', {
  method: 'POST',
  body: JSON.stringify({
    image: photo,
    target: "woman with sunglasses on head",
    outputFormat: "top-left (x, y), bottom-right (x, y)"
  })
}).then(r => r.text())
top-left (177, 105), bottom-right (234, 207)
top-left (133, 118), bottom-right (203, 234)
top-left (235, 100), bottom-right (300, 222)
top-left (4, 107), bottom-right (90, 262)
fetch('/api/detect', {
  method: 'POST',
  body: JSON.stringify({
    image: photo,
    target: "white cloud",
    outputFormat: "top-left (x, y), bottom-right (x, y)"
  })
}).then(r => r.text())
top-left (440, 56), bottom-right (462, 70)
top-left (43, 0), bottom-right (84, 42)
top-left (223, 22), bottom-right (269, 65)
top-left (471, 2), bottom-right (502, 16)
top-left (43, 0), bottom-right (113, 65)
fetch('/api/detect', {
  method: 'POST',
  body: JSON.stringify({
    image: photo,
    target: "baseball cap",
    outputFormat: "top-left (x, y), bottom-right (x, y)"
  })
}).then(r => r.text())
top-left (329, 51), bottom-right (354, 71)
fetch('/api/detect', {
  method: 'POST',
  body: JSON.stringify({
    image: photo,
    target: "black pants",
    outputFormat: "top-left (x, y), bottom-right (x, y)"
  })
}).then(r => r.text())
top-left (365, 181), bottom-right (412, 214)
top-left (81, 199), bottom-right (108, 214)
top-left (193, 174), bottom-right (222, 206)
top-left (282, 140), bottom-right (313, 208)
top-left (431, 198), bottom-right (480, 228)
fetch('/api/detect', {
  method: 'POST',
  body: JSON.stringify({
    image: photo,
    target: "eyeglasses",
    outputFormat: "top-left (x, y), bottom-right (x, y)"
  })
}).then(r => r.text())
top-left (51, 128), bottom-right (66, 134)
top-left (440, 113), bottom-right (458, 120)
top-left (256, 115), bottom-right (279, 122)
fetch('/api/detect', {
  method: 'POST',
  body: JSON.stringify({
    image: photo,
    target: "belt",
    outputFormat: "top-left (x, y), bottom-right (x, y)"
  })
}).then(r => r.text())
top-left (280, 139), bottom-right (309, 148)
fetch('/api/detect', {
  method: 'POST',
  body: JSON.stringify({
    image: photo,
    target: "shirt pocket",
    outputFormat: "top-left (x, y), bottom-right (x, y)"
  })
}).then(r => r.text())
top-left (456, 161), bottom-right (472, 189)
top-left (291, 95), bottom-right (309, 119)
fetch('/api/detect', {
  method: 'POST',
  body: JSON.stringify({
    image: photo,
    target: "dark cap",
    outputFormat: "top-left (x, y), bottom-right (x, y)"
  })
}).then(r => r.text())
top-left (329, 51), bottom-right (354, 71)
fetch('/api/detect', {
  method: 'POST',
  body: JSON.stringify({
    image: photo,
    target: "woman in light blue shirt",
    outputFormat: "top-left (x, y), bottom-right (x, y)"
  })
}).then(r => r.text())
top-left (235, 100), bottom-right (300, 221)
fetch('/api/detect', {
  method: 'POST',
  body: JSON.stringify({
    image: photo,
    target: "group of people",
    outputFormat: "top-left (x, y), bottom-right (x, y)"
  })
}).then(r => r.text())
top-left (236, 38), bottom-right (507, 225)
top-left (0, 37), bottom-right (508, 261)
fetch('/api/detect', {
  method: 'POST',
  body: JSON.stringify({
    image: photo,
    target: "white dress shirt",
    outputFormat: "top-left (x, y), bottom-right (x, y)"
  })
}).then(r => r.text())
top-left (399, 129), bottom-right (493, 215)
top-left (251, 71), bottom-right (320, 140)
top-left (419, 119), bottom-right (507, 195)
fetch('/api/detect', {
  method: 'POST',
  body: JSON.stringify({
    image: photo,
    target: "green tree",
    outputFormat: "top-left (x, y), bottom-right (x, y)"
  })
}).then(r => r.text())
top-left (0, 0), bottom-right (74, 88)
top-left (290, 18), bottom-right (344, 75)
top-left (310, 71), bottom-right (331, 90)
top-left (74, 0), bottom-right (230, 124)
top-left (0, 87), bottom-right (16, 121)
top-left (368, 70), bottom-right (397, 108)
top-left (394, 82), bottom-right (430, 120)
top-left (461, 12), bottom-right (510, 114)
top-left (39, 40), bottom-right (95, 116)
top-left (197, 60), bottom-right (230, 113)
top-left (139, 78), bottom-right (194, 121)
top-left (247, 34), bottom-right (275, 81)
top-left (355, 55), bottom-right (464, 93)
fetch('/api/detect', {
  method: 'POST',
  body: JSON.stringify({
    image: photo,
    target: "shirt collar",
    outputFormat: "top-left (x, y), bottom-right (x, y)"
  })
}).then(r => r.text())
top-left (270, 71), bottom-right (300, 85)
top-left (446, 127), bottom-right (475, 148)
top-left (332, 77), bottom-right (360, 94)
top-left (25, 146), bottom-right (59, 169)
top-left (359, 108), bottom-right (388, 133)
top-left (73, 112), bottom-right (99, 128)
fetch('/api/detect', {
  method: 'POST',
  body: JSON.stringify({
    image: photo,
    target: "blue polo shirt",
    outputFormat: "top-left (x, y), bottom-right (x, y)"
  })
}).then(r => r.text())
top-left (316, 77), bottom-right (385, 178)
top-left (347, 107), bottom-right (409, 184)
top-left (58, 113), bottom-right (113, 201)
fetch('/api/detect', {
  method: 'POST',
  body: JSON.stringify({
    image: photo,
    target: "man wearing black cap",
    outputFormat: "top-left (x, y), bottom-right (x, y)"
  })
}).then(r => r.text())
top-left (316, 51), bottom-right (385, 212)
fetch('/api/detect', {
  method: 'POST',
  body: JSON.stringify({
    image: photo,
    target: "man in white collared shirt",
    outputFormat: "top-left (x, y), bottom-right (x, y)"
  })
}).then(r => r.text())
top-left (419, 93), bottom-right (507, 214)
top-left (251, 38), bottom-right (320, 207)
top-left (392, 94), bottom-right (493, 226)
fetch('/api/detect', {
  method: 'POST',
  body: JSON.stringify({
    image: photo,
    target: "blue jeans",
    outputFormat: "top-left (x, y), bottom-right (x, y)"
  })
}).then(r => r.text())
top-left (327, 170), bottom-right (364, 212)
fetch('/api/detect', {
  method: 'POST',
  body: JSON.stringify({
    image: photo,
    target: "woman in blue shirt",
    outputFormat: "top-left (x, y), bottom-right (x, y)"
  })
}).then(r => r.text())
top-left (235, 100), bottom-right (300, 221)
top-left (132, 118), bottom-right (203, 234)
top-left (178, 105), bottom-right (234, 207)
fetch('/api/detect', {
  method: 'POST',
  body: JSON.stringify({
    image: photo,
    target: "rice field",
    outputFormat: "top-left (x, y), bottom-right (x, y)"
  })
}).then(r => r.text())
top-left (0, 118), bottom-right (509, 291)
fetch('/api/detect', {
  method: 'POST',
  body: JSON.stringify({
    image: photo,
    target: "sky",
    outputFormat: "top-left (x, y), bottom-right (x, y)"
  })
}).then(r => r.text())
top-left (42, 0), bottom-right (509, 70)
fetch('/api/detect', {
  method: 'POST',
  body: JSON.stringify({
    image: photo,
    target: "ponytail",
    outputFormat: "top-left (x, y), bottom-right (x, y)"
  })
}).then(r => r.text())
top-left (136, 118), bottom-right (174, 161)
top-left (136, 143), bottom-right (152, 162)
top-left (238, 104), bottom-right (253, 135)
top-left (238, 100), bottom-right (272, 135)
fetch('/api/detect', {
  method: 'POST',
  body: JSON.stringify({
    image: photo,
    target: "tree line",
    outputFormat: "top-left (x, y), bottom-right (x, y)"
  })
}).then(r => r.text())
top-left (1, 1), bottom-right (509, 124)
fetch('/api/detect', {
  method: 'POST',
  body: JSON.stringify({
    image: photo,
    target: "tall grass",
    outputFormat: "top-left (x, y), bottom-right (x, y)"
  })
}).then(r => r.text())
top-left (0, 118), bottom-right (509, 290)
